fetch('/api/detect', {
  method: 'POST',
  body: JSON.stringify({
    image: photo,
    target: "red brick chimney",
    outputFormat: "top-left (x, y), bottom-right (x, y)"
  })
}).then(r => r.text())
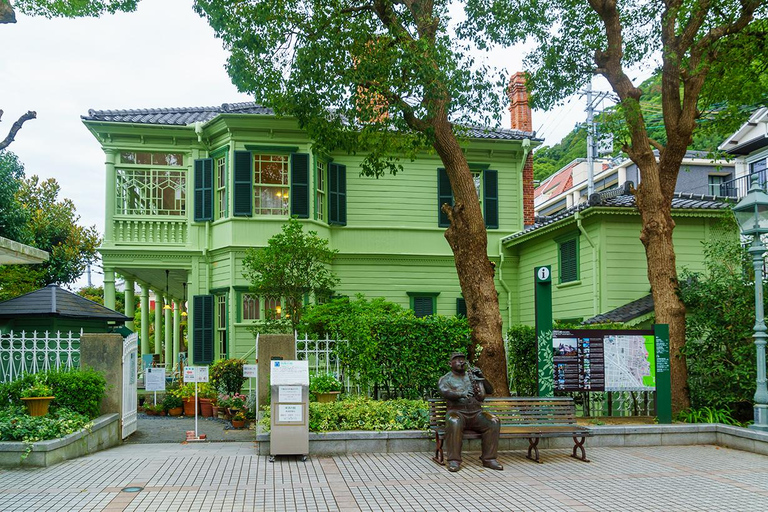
top-left (508, 72), bottom-right (535, 227)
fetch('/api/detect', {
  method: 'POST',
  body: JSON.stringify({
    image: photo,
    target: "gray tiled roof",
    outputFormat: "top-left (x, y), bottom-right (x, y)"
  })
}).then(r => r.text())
top-left (0, 285), bottom-right (129, 321)
top-left (83, 103), bottom-right (537, 140)
top-left (582, 294), bottom-right (654, 324)
top-left (504, 187), bottom-right (732, 242)
top-left (82, 102), bottom-right (274, 126)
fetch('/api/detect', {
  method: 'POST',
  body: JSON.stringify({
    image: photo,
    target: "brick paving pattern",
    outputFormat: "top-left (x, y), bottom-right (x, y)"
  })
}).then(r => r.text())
top-left (0, 443), bottom-right (766, 511)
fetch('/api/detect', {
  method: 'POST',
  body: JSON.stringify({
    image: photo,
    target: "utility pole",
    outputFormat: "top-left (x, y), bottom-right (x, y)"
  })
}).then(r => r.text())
top-left (586, 80), bottom-right (595, 197)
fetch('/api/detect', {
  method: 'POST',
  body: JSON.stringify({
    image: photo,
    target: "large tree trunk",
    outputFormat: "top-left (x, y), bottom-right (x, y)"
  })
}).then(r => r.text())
top-left (635, 177), bottom-right (690, 413)
top-left (431, 117), bottom-right (510, 396)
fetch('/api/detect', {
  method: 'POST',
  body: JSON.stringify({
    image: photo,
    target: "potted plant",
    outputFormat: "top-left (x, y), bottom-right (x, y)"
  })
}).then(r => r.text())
top-left (20, 377), bottom-right (55, 416)
top-left (310, 372), bottom-right (342, 403)
top-left (209, 358), bottom-right (247, 395)
top-left (163, 393), bottom-right (183, 416)
top-left (175, 383), bottom-right (198, 416)
top-left (198, 383), bottom-right (217, 418)
top-left (231, 411), bottom-right (246, 429)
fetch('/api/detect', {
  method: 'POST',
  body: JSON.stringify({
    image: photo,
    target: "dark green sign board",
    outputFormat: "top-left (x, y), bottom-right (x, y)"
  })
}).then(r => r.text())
top-left (534, 266), bottom-right (553, 396)
top-left (653, 324), bottom-right (672, 424)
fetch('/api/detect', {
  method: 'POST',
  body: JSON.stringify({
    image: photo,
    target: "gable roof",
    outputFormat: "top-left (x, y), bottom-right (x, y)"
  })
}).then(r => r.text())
top-left (0, 285), bottom-right (129, 321)
top-left (503, 184), bottom-right (732, 244)
top-left (82, 102), bottom-right (538, 141)
top-left (582, 294), bottom-right (654, 325)
top-left (719, 107), bottom-right (768, 155)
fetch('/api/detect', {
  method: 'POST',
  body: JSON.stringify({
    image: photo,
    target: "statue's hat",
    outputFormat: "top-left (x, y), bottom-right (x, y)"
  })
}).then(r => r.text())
top-left (450, 352), bottom-right (466, 361)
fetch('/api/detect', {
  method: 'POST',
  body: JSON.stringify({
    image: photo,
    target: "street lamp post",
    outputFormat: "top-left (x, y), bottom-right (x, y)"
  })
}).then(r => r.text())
top-left (733, 175), bottom-right (768, 431)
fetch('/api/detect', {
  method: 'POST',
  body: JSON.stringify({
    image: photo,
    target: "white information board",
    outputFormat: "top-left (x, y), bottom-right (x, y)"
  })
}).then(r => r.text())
top-left (278, 404), bottom-right (303, 422)
top-left (243, 364), bottom-right (258, 378)
top-left (278, 385), bottom-right (302, 403)
top-left (145, 368), bottom-right (166, 392)
top-left (184, 366), bottom-right (209, 383)
top-left (270, 360), bottom-right (309, 385)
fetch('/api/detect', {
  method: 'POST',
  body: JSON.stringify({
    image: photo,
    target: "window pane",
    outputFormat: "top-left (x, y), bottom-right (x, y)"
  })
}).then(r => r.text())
top-left (254, 154), bottom-right (288, 185)
top-left (121, 152), bottom-right (136, 164)
top-left (255, 187), bottom-right (289, 215)
top-left (135, 152), bottom-right (152, 165)
top-left (243, 294), bottom-right (260, 320)
top-left (265, 297), bottom-right (282, 318)
top-left (115, 168), bottom-right (186, 215)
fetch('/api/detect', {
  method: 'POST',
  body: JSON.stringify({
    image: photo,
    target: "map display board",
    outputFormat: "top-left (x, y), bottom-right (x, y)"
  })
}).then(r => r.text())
top-left (553, 330), bottom-right (655, 392)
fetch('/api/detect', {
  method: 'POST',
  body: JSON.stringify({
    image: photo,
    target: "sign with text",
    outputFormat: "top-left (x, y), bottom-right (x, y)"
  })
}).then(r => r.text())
top-left (278, 385), bottom-right (302, 403)
top-left (184, 366), bottom-right (209, 383)
top-left (278, 404), bottom-right (303, 423)
top-left (552, 330), bottom-right (655, 392)
top-left (270, 360), bottom-right (309, 386)
top-left (243, 364), bottom-right (258, 378)
top-left (145, 367), bottom-right (166, 392)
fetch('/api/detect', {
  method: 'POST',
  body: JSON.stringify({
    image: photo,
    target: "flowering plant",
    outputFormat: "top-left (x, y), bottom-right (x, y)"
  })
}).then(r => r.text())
top-left (21, 376), bottom-right (53, 398)
top-left (218, 393), bottom-right (247, 410)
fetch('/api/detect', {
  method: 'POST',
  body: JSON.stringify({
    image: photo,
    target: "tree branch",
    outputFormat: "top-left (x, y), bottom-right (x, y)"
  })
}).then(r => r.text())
top-left (0, 0), bottom-right (15, 24)
top-left (0, 110), bottom-right (36, 151)
top-left (648, 138), bottom-right (665, 153)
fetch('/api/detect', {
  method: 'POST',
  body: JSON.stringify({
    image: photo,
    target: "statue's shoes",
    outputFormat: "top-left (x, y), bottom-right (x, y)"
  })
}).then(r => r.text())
top-left (482, 459), bottom-right (503, 470)
top-left (447, 461), bottom-right (461, 472)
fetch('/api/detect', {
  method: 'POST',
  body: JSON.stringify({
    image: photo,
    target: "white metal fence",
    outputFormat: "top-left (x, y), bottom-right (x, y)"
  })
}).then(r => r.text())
top-left (295, 334), bottom-right (363, 395)
top-left (0, 330), bottom-right (82, 383)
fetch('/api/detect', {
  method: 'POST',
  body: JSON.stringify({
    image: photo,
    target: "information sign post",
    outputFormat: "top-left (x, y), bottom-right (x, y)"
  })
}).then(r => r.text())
top-left (145, 367), bottom-right (166, 406)
top-left (654, 324), bottom-right (672, 424)
top-left (269, 360), bottom-right (309, 462)
top-left (535, 266), bottom-right (554, 396)
top-left (183, 366), bottom-right (209, 441)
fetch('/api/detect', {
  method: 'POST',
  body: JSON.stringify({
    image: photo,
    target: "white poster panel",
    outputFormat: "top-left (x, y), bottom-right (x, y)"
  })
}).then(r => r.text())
top-left (243, 364), bottom-right (258, 378)
top-left (145, 368), bottom-right (166, 392)
top-left (270, 360), bottom-right (309, 385)
top-left (184, 366), bottom-right (210, 383)
top-left (278, 404), bottom-right (303, 422)
top-left (278, 385), bottom-right (302, 403)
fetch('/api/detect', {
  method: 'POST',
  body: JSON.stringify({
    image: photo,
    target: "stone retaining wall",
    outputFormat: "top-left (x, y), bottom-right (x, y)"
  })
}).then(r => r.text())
top-left (256, 424), bottom-right (768, 457)
top-left (0, 414), bottom-right (120, 467)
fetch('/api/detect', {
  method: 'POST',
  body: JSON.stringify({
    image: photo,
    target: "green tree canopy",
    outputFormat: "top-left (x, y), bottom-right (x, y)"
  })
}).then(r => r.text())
top-left (0, 163), bottom-right (100, 300)
top-left (242, 218), bottom-right (339, 332)
top-left (0, 151), bottom-right (30, 243)
top-left (195, 0), bottom-right (514, 393)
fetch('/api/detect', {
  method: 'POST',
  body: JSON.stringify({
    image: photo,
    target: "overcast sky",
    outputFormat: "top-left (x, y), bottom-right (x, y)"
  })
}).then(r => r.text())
top-left (0, 0), bottom-right (600, 287)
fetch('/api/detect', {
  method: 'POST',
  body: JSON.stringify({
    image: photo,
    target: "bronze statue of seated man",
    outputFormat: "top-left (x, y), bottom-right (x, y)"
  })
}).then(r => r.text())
top-left (437, 352), bottom-right (503, 472)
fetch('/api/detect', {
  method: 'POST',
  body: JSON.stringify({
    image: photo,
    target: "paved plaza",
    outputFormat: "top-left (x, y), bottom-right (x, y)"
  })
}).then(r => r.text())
top-left (0, 442), bottom-right (767, 511)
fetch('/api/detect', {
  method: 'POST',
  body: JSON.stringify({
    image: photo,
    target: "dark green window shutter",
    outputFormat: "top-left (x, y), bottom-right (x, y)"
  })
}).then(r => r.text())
top-left (193, 295), bottom-right (214, 365)
top-left (560, 238), bottom-right (578, 283)
top-left (194, 158), bottom-right (213, 222)
top-left (290, 153), bottom-right (310, 218)
top-left (437, 168), bottom-right (453, 227)
top-left (413, 296), bottom-right (434, 318)
top-left (456, 298), bottom-right (467, 317)
top-left (233, 151), bottom-right (252, 217)
top-left (484, 169), bottom-right (499, 229)
top-left (329, 163), bottom-right (347, 225)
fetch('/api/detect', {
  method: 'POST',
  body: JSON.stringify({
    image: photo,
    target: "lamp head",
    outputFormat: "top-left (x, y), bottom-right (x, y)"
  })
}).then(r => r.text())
top-left (733, 175), bottom-right (768, 236)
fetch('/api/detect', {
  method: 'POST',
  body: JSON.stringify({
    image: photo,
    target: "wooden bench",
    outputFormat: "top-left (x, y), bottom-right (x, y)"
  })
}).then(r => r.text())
top-left (428, 396), bottom-right (592, 464)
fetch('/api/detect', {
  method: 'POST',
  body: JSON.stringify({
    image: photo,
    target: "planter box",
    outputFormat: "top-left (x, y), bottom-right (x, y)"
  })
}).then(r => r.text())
top-left (0, 414), bottom-right (120, 467)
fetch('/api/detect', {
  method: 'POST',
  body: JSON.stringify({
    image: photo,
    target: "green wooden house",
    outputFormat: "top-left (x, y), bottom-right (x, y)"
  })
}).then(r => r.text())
top-left (501, 187), bottom-right (736, 326)
top-left (82, 102), bottom-right (539, 365)
top-left (0, 284), bottom-right (130, 334)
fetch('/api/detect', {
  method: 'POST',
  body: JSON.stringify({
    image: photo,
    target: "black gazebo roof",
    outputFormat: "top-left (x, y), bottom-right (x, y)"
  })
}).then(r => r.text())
top-left (0, 284), bottom-right (129, 321)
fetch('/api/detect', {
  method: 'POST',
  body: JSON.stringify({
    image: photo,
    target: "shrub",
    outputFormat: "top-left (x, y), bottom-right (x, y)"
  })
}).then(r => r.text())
top-left (310, 373), bottom-right (342, 394)
top-left (0, 369), bottom-right (106, 419)
top-left (299, 296), bottom-right (472, 398)
top-left (505, 324), bottom-right (537, 396)
top-left (0, 405), bottom-right (91, 443)
top-left (259, 397), bottom-right (429, 432)
top-left (20, 376), bottom-right (53, 398)
top-left (676, 406), bottom-right (743, 426)
top-left (679, 228), bottom-right (756, 420)
top-left (209, 358), bottom-right (247, 395)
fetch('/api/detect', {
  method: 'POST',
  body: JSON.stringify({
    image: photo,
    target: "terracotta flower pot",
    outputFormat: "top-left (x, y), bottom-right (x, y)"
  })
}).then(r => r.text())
top-left (168, 407), bottom-right (183, 416)
top-left (199, 398), bottom-right (213, 418)
top-left (22, 397), bottom-right (54, 416)
top-left (315, 391), bottom-right (341, 403)
top-left (211, 405), bottom-right (220, 417)
top-left (231, 419), bottom-right (245, 429)
top-left (182, 397), bottom-right (198, 416)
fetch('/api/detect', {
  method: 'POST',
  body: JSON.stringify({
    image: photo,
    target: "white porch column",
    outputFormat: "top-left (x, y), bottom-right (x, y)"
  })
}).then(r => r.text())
top-left (103, 268), bottom-right (116, 311)
top-left (140, 284), bottom-right (150, 356)
top-left (104, 150), bottom-right (117, 243)
top-left (124, 279), bottom-right (135, 332)
top-left (164, 294), bottom-right (172, 366)
top-left (173, 299), bottom-right (181, 369)
top-left (154, 289), bottom-right (162, 359)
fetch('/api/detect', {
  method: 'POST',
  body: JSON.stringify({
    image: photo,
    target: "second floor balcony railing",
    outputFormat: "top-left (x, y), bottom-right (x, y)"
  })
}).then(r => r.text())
top-left (722, 171), bottom-right (766, 199)
top-left (113, 217), bottom-right (188, 245)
